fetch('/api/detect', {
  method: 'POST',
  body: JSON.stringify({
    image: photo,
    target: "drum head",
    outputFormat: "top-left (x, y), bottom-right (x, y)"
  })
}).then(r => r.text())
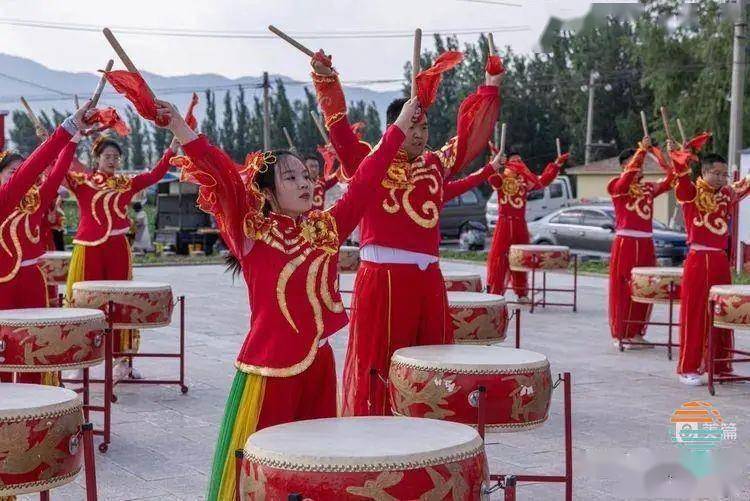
top-left (392, 345), bottom-right (548, 372)
top-left (711, 284), bottom-right (750, 296)
top-left (244, 417), bottom-right (483, 472)
top-left (0, 308), bottom-right (105, 326)
top-left (41, 251), bottom-right (73, 259)
top-left (72, 280), bottom-right (171, 292)
top-left (510, 244), bottom-right (569, 252)
top-left (0, 384), bottom-right (80, 418)
top-left (442, 271), bottom-right (481, 281)
top-left (448, 291), bottom-right (504, 306)
top-left (631, 267), bottom-right (683, 277)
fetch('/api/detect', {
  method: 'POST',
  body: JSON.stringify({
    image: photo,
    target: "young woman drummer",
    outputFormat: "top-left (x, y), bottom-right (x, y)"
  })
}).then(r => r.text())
top-left (65, 133), bottom-right (178, 378)
top-left (0, 103), bottom-right (95, 382)
top-left (144, 94), bottom-right (419, 500)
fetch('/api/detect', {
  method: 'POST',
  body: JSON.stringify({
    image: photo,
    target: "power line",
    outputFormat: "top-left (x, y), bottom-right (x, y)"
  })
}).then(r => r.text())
top-left (0, 18), bottom-right (530, 39)
top-left (457, 0), bottom-right (523, 6)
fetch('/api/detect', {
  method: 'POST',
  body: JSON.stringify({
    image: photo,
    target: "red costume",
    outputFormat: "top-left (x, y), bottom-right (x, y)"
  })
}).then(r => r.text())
top-left (177, 125), bottom-right (405, 500)
top-left (0, 127), bottom-right (74, 309)
top-left (312, 175), bottom-right (338, 210)
top-left (607, 147), bottom-right (674, 340)
top-left (486, 157), bottom-right (562, 297)
top-left (313, 69), bottom-right (500, 416)
top-left (65, 148), bottom-right (174, 353)
top-left (673, 153), bottom-right (750, 375)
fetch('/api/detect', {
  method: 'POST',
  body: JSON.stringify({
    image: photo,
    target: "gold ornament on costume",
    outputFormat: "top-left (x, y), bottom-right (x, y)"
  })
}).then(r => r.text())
top-left (625, 181), bottom-right (653, 220)
top-left (497, 170), bottom-right (526, 210)
top-left (381, 149), bottom-right (441, 229)
top-left (693, 178), bottom-right (729, 236)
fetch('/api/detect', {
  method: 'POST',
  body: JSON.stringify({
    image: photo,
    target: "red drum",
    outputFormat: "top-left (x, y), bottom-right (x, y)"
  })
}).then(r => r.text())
top-left (338, 246), bottom-right (360, 273)
top-left (509, 244), bottom-right (570, 271)
top-left (631, 267), bottom-right (682, 304)
top-left (448, 292), bottom-right (508, 344)
top-left (389, 345), bottom-right (552, 431)
top-left (240, 417), bottom-right (487, 500)
top-left (710, 285), bottom-right (750, 331)
top-left (0, 308), bottom-right (106, 372)
top-left (0, 384), bottom-right (84, 496)
top-left (40, 251), bottom-right (73, 286)
top-left (71, 281), bottom-right (174, 329)
top-left (443, 271), bottom-right (483, 293)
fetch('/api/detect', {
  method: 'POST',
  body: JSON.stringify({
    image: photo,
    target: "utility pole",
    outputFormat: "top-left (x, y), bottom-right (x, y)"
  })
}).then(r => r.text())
top-left (584, 71), bottom-right (596, 165)
top-left (729, 0), bottom-right (747, 273)
top-left (262, 71), bottom-right (271, 150)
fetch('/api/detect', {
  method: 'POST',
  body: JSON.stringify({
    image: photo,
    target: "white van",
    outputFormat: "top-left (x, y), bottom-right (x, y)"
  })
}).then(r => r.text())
top-left (485, 175), bottom-right (573, 232)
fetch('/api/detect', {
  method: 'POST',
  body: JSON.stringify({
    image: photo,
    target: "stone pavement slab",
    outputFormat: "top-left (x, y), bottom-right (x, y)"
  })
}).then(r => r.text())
top-left (22, 262), bottom-right (750, 500)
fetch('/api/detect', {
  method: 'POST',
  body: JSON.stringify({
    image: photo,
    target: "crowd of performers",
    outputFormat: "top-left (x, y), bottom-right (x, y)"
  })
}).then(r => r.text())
top-left (1, 36), bottom-right (749, 500)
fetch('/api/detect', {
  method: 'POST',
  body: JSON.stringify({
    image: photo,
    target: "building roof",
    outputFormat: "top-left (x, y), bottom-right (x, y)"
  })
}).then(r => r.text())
top-left (566, 154), bottom-right (665, 176)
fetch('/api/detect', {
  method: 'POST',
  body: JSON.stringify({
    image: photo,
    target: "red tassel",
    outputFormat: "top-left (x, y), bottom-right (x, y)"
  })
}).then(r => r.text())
top-left (486, 55), bottom-right (505, 76)
top-left (185, 92), bottom-right (199, 131)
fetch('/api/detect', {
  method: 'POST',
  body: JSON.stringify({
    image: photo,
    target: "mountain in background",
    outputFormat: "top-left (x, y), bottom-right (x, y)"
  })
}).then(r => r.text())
top-left (0, 53), bottom-right (400, 129)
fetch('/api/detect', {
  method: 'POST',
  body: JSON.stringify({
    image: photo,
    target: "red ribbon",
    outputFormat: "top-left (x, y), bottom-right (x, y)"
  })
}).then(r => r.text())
top-left (415, 51), bottom-right (464, 109)
top-left (104, 70), bottom-right (168, 127)
top-left (185, 92), bottom-right (199, 131)
top-left (85, 107), bottom-right (130, 136)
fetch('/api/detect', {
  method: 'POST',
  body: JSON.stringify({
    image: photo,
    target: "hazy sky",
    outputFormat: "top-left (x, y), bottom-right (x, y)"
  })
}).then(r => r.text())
top-left (1, 0), bottom-right (618, 89)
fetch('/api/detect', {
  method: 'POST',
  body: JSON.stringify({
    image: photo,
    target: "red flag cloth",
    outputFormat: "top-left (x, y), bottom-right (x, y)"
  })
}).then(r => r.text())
top-left (86, 108), bottom-right (130, 136)
top-left (185, 92), bottom-right (199, 131)
top-left (415, 51), bottom-right (464, 109)
top-left (685, 132), bottom-right (711, 152)
top-left (103, 70), bottom-right (168, 127)
top-left (486, 55), bottom-right (505, 76)
top-left (317, 143), bottom-right (339, 177)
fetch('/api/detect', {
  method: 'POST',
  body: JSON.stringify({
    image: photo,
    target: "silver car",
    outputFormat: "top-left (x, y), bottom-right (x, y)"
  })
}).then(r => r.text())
top-left (527, 204), bottom-right (688, 263)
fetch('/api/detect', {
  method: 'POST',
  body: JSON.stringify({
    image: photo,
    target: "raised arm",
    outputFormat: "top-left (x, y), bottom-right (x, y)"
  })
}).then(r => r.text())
top-left (329, 99), bottom-right (417, 240)
top-left (311, 52), bottom-right (371, 180)
top-left (130, 142), bottom-right (177, 193)
top-left (443, 164), bottom-right (494, 203)
top-left (731, 175), bottom-right (750, 203)
top-left (321, 173), bottom-right (338, 191)
top-left (670, 149), bottom-right (697, 205)
top-left (607, 147), bottom-right (647, 197)
top-left (39, 136), bottom-right (80, 203)
top-left (434, 74), bottom-right (502, 177)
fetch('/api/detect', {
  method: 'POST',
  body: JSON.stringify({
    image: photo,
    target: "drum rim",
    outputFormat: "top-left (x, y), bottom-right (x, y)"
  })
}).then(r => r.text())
top-left (390, 409), bottom-right (550, 431)
top-left (0, 308), bottom-right (106, 326)
top-left (442, 272), bottom-right (482, 281)
top-left (631, 266), bottom-right (683, 277)
top-left (0, 468), bottom-right (81, 496)
top-left (0, 356), bottom-right (105, 372)
top-left (710, 284), bottom-right (750, 295)
top-left (391, 345), bottom-right (549, 373)
top-left (71, 280), bottom-right (172, 292)
top-left (0, 385), bottom-right (82, 421)
top-left (242, 417), bottom-right (484, 472)
top-left (509, 244), bottom-right (570, 252)
top-left (447, 291), bottom-right (505, 306)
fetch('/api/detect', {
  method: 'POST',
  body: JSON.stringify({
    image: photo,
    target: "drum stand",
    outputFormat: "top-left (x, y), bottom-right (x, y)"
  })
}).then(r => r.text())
top-left (707, 300), bottom-right (750, 396)
top-left (619, 282), bottom-right (680, 359)
top-left (508, 256), bottom-right (578, 314)
top-left (478, 372), bottom-right (573, 501)
top-left (62, 298), bottom-right (188, 452)
top-left (37, 422), bottom-right (98, 500)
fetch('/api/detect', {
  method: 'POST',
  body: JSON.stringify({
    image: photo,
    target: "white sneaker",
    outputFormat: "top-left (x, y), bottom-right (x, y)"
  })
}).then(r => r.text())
top-left (679, 373), bottom-right (704, 386)
top-left (129, 367), bottom-right (143, 380)
top-left (632, 335), bottom-right (654, 348)
top-left (517, 296), bottom-right (530, 304)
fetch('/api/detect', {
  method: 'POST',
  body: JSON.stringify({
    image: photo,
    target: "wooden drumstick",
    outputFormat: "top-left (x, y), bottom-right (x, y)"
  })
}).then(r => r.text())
top-left (20, 97), bottom-right (47, 138)
top-left (499, 122), bottom-right (507, 154)
top-left (660, 106), bottom-right (673, 141)
top-left (74, 94), bottom-right (80, 109)
top-left (91, 59), bottom-right (114, 107)
top-left (676, 118), bottom-right (687, 145)
top-left (268, 25), bottom-right (315, 57)
top-left (102, 28), bottom-right (155, 98)
top-left (310, 111), bottom-right (328, 140)
top-left (411, 28), bottom-right (422, 99)
top-left (283, 126), bottom-right (297, 152)
top-left (488, 32), bottom-right (497, 55)
top-left (556, 137), bottom-right (562, 157)
top-left (640, 110), bottom-right (649, 137)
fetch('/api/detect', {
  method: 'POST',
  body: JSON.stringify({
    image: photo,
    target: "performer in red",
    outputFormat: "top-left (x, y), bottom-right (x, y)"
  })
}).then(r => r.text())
top-left (65, 134), bottom-right (177, 374)
top-left (607, 137), bottom-right (674, 346)
top-left (154, 95), bottom-right (418, 500)
top-left (305, 154), bottom-right (338, 210)
top-left (311, 49), bottom-right (502, 416)
top-left (0, 105), bottom-right (92, 383)
top-left (486, 147), bottom-right (568, 298)
top-left (672, 145), bottom-right (750, 385)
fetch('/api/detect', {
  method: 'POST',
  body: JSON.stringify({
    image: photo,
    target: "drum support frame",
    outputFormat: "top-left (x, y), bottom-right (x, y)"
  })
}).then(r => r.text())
top-left (62, 297), bottom-right (188, 452)
top-left (480, 372), bottom-right (573, 501)
top-left (508, 255), bottom-right (578, 314)
top-left (37, 422), bottom-right (98, 500)
top-left (707, 299), bottom-right (750, 396)
top-left (620, 282), bottom-right (680, 359)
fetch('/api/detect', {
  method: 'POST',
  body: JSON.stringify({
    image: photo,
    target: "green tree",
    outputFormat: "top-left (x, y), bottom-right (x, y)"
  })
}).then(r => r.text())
top-left (201, 89), bottom-right (219, 144)
top-left (8, 111), bottom-right (40, 156)
top-left (125, 106), bottom-right (147, 169)
top-left (220, 90), bottom-right (236, 160)
top-left (272, 79), bottom-right (296, 151)
top-left (234, 86), bottom-right (251, 159)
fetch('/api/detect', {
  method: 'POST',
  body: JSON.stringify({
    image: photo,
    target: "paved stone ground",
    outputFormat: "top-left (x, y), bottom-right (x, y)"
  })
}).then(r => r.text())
top-left (28, 262), bottom-right (750, 500)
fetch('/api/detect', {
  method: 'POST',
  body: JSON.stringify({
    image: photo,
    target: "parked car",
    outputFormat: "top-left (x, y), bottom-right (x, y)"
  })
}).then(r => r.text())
top-left (486, 175), bottom-right (574, 232)
top-left (527, 204), bottom-right (688, 263)
top-left (440, 188), bottom-right (488, 241)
